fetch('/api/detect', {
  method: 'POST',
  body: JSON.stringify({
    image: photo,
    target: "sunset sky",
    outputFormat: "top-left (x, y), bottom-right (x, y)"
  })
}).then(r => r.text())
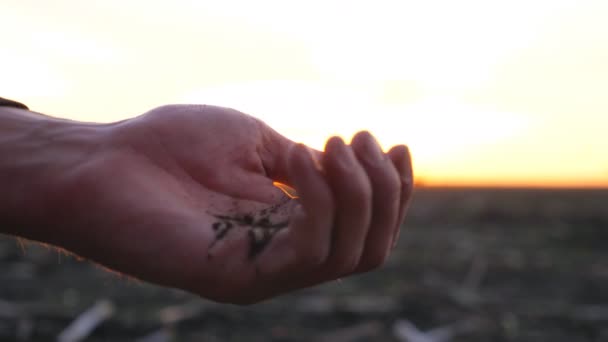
top-left (2, 0), bottom-right (607, 187)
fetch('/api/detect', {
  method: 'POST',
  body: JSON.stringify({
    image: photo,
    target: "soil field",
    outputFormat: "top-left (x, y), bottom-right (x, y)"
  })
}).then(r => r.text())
top-left (1, 187), bottom-right (607, 341)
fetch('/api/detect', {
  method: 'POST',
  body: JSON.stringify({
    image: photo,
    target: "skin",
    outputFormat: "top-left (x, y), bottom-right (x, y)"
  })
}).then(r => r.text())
top-left (0, 104), bottom-right (413, 305)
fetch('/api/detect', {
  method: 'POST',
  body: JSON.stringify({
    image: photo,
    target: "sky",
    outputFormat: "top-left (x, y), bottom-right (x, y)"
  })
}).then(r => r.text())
top-left (1, 0), bottom-right (607, 187)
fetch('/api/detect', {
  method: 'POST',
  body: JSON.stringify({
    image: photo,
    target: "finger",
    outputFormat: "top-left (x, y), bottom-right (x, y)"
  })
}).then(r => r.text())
top-left (350, 131), bottom-right (401, 272)
top-left (254, 119), bottom-right (323, 184)
top-left (255, 143), bottom-right (334, 274)
top-left (387, 145), bottom-right (414, 248)
top-left (322, 136), bottom-right (373, 275)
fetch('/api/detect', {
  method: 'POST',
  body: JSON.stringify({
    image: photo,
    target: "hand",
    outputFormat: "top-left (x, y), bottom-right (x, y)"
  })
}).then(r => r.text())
top-left (38, 104), bottom-right (413, 304)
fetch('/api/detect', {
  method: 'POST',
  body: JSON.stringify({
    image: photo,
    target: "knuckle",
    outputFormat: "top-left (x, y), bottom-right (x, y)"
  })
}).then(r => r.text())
top-left (347, 179), bottom-right (372, 208)
top-left (375, 167), bottom-right (401, 196)
top-left (386, 171), bottom-right (402, 192)
top-left (403, 176), bottom-right (415, 196)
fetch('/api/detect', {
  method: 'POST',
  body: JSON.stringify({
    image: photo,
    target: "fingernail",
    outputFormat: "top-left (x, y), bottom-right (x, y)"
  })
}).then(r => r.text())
top-left (402, 146), bottom-right (413, 184)
top-left (392, 234), bottom-right (400, 249)
top-left (362, 133), bottom-right (384, 165)
top-left (327, 136), bottom-right (354, 169)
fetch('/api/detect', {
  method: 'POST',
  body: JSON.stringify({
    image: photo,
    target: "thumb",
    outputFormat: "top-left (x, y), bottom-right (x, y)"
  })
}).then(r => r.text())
top-left (256, 120), bottom-right (323, 185)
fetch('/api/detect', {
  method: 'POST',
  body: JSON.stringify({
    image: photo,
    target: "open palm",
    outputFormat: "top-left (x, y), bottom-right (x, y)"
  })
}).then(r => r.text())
top-left (49, 104), bottom-right (413, 304)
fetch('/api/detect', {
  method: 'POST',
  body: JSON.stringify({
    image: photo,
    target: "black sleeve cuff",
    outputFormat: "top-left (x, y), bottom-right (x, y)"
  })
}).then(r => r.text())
top-left (0, 97), bottom-right (29, 110)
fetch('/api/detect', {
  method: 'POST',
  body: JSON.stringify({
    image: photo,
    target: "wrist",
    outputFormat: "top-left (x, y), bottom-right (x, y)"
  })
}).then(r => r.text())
top-left (0, 106), bottom-right (111, 240)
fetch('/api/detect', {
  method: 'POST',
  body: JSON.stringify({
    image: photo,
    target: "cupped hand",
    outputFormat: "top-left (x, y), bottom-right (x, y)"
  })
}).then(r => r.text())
top-left (49, 104), bottom-right (413, 304)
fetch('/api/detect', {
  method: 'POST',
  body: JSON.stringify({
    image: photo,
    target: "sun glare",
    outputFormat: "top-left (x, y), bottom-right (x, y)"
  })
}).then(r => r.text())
top-left (182, 82), bottom-right (531, 168)
top-left (3, 1), bottom-right (607, 187)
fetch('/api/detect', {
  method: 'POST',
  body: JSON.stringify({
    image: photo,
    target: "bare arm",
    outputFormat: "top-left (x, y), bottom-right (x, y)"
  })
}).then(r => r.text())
top-left (0, 105), bottom-right (109, 240)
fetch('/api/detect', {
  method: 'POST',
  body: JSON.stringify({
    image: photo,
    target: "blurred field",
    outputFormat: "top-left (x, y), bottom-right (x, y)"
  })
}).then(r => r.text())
top-left (1, 187), bottom-right (607, 341)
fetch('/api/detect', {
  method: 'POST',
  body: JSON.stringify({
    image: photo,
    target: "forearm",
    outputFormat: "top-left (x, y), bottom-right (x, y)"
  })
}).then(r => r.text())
top-left (0, 105), bottom-right (107, 240)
